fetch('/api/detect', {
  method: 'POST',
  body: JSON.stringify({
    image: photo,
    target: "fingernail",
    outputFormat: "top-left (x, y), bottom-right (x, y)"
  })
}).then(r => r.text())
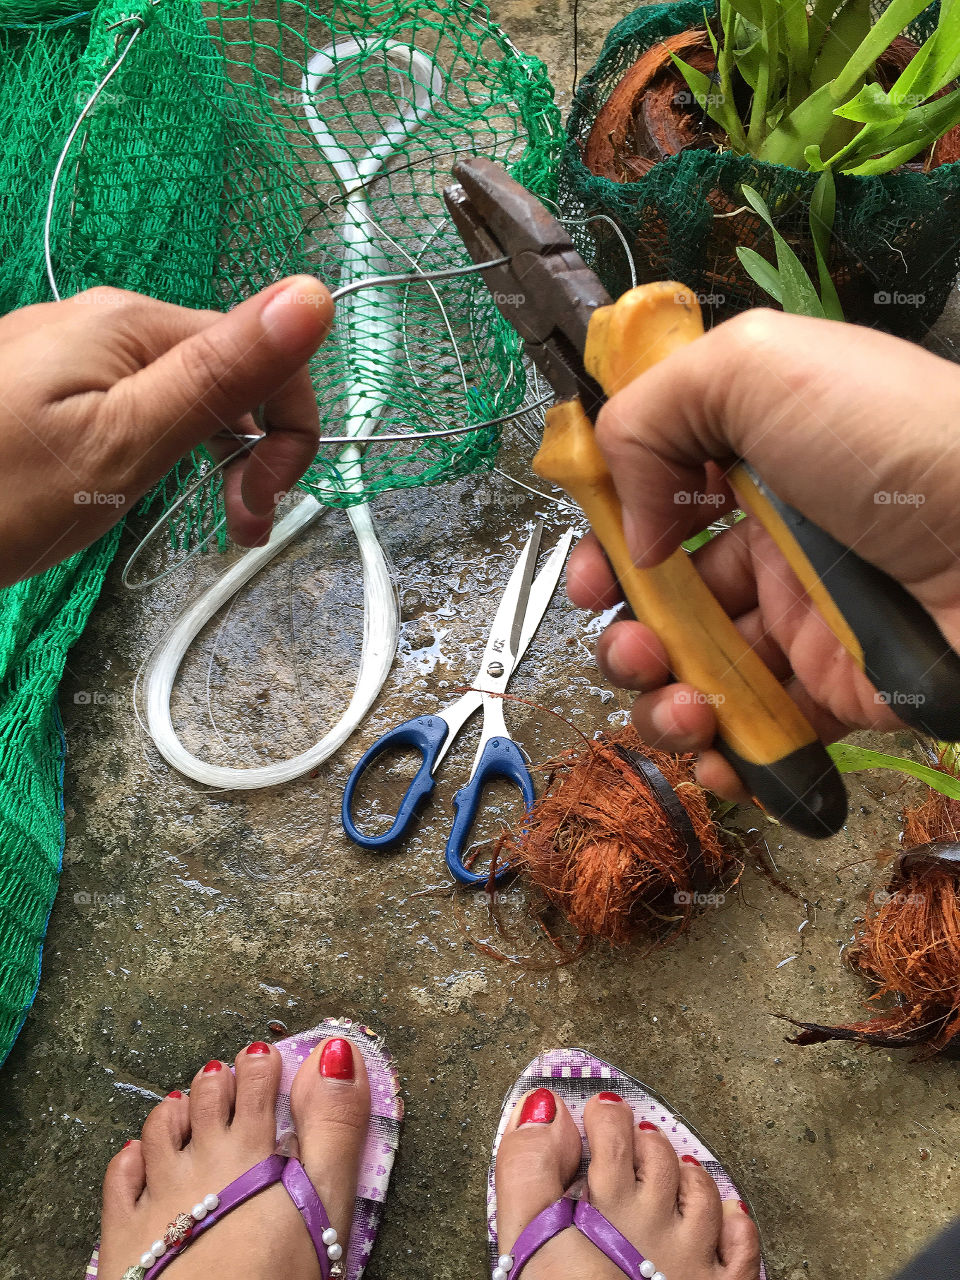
top-left (681, 1155), bottom-right (701, 1166)
top-left (738, 1200), bottom-right (751, 1216)
top-left (246, 1042), bottom-right (271, 1056)
top-left (518, 1088), bottom-right (556, 1125)
top-left (202, 1060), bottom-right (222, 1074)
top-left (261, 276), bottom-right (326, 339)
top-left (319, 1037), bottom-right (355, 1080)
top-left (122, 1140), bottom-right (133, 1149)
top-left (166, 1090), bottom-right (182, 1099)
top-left (597, 1091), bottom-right (623, 1103)
top-left (638, 1121), bottom-right (659, 1132)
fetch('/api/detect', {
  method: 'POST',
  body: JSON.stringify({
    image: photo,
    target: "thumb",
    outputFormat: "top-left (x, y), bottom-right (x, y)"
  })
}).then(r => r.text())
top-left (106, 275), bottom-right (333, 484)
top-left (592, 309), bottom-right (960, 583)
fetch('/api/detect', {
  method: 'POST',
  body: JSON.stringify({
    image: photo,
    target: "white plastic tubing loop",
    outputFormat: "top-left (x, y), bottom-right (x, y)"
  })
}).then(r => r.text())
top-left (143, 39), bottom-right (443, 789)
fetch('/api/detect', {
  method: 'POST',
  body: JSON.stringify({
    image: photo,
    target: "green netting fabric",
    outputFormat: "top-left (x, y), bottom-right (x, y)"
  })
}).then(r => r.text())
top-left (0, 0), bottom-right (558, 1065)
top-left (560, 0), bottom-right (960, 340)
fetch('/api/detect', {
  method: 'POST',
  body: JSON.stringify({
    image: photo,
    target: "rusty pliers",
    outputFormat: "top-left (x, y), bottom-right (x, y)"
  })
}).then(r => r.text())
top-left (444, 158), bottom-right (960, 838)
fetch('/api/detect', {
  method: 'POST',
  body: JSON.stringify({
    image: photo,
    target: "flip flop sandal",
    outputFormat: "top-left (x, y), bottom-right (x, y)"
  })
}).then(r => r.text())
top-left (86, 1018), bottom-right (402, 1280)
top-left (487, 1049), bottom-right (768, 1280)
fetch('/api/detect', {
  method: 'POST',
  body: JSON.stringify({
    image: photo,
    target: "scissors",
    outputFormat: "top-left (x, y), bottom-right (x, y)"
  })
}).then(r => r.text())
top-left (342, 522), bottom-right (575, 885)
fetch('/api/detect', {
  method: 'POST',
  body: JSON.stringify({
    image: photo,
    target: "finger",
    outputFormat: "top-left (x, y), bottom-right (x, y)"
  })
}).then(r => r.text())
top-left (102, 276), bottom-right (333, 492)
top-left (221, 456), bottom-right (272, 548)
top-left (593, 309), bottom-right (960, 592)
top-left (238, 361), bottom-right (320, 520)
top-left (567, 531), bottom-right (621, 611)
top-left (596, 620), bottom-right (671, 690)
top-left (630, 684), bottom-right (719, 755)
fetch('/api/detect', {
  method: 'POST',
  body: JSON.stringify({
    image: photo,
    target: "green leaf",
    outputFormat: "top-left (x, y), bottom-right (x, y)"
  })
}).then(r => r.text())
top-left (736, 245), bottom-right (785, 303)
top-left (670, 52), bottom-right (741, 139)
top-left (832, 0), bottom-right (933, 101)
top-left (843, 87), bottom-right (960, 173)
top-left (803, 143), bottom-right (828, 169)
top-left (725, 0), bottom-right (764, 27)
top-left (833, 82), bottom-right (901, 123)
top-left (809, 170), bottom-right (844, 322)
top-left (829, 742), bottom-right (960, 800)
top-left (740, 184), bottom-right (826, 317)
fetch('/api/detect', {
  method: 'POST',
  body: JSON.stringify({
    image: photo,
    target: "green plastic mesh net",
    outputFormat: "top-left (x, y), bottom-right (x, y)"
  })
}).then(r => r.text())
top-left (560, 0), bottom-right (960, 340)
top-left (0, 0), bottom-right (558, 1063)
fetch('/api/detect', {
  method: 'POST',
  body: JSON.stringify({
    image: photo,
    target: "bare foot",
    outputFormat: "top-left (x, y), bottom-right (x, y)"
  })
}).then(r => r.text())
top-left (494, 1089), bottom-right (762, 1280)
top-left (97, 1037), bottom-right (369, 1279)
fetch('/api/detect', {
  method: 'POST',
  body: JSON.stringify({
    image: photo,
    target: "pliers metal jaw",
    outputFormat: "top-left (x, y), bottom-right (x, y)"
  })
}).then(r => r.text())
top-left (444, 157), bottom-right (609, 414)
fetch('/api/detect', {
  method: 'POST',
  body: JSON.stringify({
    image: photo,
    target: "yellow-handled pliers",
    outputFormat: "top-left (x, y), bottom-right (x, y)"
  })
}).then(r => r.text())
top-left (444, 157), bottom-right (960, 839)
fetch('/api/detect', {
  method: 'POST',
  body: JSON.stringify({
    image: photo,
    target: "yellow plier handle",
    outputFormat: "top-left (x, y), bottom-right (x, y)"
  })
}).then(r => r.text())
top-left (532, 284), bottom-right (848, 837)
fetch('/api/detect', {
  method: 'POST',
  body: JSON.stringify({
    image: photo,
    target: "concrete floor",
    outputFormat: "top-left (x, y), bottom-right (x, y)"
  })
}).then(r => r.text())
top-left (1, 3), bottom-right (959, 1279)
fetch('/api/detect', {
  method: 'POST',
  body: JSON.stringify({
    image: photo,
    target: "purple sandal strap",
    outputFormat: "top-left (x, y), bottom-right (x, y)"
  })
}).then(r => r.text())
top-left (142, 1154), bottom-right (336, 1280)
top-left (573, 1198), bottom-right (652, 1278)
top-left (144, 1154), bottom-right (287, 1279)
top-left (282, 1157), bottom-right (336, 1273)
top-left (510, 1197), bottom-right (575, 1278)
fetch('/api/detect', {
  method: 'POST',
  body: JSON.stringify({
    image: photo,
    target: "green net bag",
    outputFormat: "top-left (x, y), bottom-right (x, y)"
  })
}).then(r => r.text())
top-left (0, 0), bottom-right (559, 1065)
top-left (559, 0), bottom-right (960, 339)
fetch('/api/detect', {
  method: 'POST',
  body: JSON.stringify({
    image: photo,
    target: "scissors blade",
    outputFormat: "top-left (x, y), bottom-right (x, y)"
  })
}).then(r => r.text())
top-left (515, 528), bottom-right (576, 667)
top-left (474, 521), bottom-right (544, 684)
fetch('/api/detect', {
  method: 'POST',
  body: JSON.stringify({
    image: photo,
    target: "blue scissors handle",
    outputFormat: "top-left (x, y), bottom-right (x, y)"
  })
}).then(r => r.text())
top-left (445, 737), bottom-right (535, 886)
top-left (342, 714), bottom-right (449, 850)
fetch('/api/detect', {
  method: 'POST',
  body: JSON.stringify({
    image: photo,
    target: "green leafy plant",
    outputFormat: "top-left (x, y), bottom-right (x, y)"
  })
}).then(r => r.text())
top-left (735, 174), bottom-right (845, 318)
top-left (673, 0), bottom-right (960, 174)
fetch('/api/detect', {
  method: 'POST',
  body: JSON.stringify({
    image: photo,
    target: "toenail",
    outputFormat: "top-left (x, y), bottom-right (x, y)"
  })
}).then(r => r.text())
top-left (681, 1155), bottom-right (701, 1166)
top-left (518, 1088), bottom-right (556, 1125)
top-left (638, 1121), bottom-right (659, 1132)
top-left (246, 1041), bottom-right (271, 1055)
top-left (597, 1091), bottom-right (623, 1103)
top-left (738, 1200), bottom-right (751, 1215)
top-left (166, 1090), bottom-right (183, 1099)
top-left (122, 1140), bottom-right (133, 1149)
top-left (202, 1061), bottom-right (222, 1074)
top-left (319, 1038), bottom-right (355, 1080)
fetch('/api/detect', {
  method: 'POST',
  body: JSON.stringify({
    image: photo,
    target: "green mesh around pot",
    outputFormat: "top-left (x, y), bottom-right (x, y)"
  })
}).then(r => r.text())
top-left (0, 0), bottom-right (558, 1066)
top-left (559, 0), bottom-right (960, 339)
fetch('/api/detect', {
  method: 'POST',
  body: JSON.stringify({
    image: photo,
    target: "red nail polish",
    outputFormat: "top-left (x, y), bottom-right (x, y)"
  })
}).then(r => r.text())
top-left (122, 1140), bottom-right (133, 1149)
top-left (166, 1090), bottom-right (183, 1099)
top-left (319, 1038), bottom-right (355, 1080)
top-left (638, 1121), bottom-right (659, 1132)
top-left (681, 1154), bottom-right (701, 1166)
top-left (597, 1091), bottom-right (623, 1103)
top-left (246, 1042), bottom-right (271, 1056)
top-left (738, 1200), bottom-right (751, 1216)
top-left (202, 1060), bottom-right (222, 1074)
top-left (518, 1088), bottom-right (556, 1125)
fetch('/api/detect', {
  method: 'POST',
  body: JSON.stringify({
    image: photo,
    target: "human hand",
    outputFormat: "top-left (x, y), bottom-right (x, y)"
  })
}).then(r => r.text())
top-left (0, 275), bottom-right (333, 586)
top-left (567, 309), bottom-right (960, 801)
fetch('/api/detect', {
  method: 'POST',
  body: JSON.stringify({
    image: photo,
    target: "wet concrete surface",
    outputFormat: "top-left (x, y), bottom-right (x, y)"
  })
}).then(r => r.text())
top-left (2, 3), bottom-right (960, 1279)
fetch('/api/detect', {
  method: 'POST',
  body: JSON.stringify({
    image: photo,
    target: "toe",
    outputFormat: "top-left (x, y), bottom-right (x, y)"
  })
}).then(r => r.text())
top-left (102, 1140), bottom-right (146, 1231)
top-left (494, 1089), bottom-right (582, 1253)
top-left (676, 1156), bottom-right (723, 1260)
top-left (291, 1036), bottom-right (371, 1248)
top-left (140, 1091), bottom-right (190, 1174)
top-left (583, 1092), bottom-right (640, 1205)
top-left (232, 1041), bottom-right (282, 1145)
top-left (632, 1123), bottom-right (681, 1214)
top-left (718, 1199), bottom-right (762, 1278)
top-left (188, 1058), bottom-right (236, 1145)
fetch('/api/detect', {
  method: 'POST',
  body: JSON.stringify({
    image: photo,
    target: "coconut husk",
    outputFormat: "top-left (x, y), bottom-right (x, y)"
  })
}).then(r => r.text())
top-left (785, 772), bottom-right (960, 1058)
top-left (496, 724), bottom-right (735, 946)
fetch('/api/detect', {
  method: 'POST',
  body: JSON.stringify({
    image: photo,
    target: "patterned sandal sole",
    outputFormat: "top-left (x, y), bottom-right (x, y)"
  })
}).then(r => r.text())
top-left (486, 1048), bottom-right (767, 1279)
top-left (87, 1017), bottom-right (402, 1280)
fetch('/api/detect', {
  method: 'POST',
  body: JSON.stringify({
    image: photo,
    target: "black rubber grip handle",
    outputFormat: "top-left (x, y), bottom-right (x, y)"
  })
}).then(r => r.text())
top-left (764, 489), bottom-right (960, 741)
top-left (717, 739), bottom-right (848, 838)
